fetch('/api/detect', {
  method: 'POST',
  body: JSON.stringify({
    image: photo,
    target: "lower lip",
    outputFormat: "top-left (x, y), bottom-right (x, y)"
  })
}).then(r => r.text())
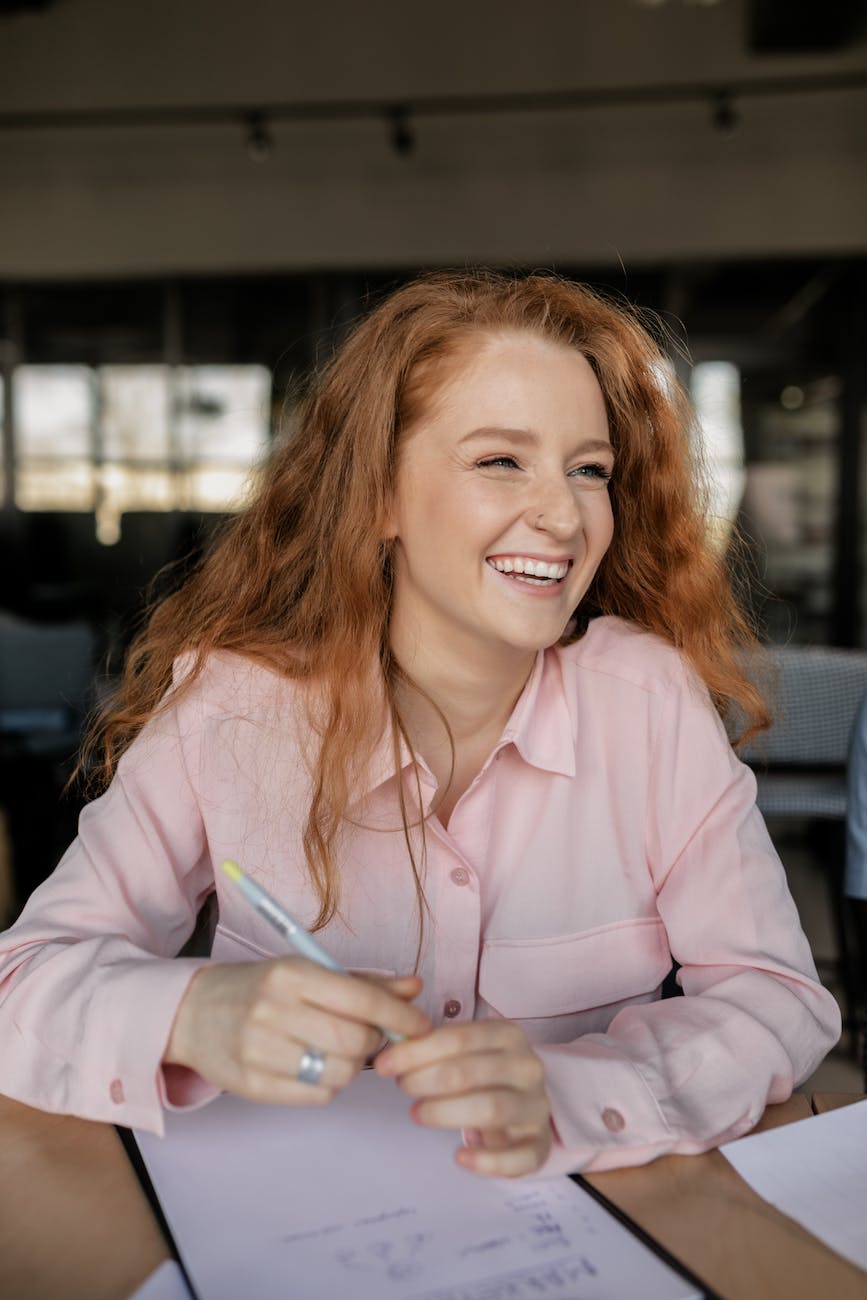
top-left (486, 562), bottom-right (571, 599)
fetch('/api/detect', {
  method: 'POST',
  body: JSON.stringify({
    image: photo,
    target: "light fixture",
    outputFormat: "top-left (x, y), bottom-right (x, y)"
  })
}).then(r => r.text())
top-left (710, 90), bottom-right (739, 135)
top-left (244, 111), bottom-right (274, 162)
top-left (387, 105), bottom-right (415, 158)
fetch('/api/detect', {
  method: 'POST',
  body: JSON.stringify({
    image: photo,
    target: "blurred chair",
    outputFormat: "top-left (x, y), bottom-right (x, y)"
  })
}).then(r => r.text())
top-left (740, 645), bottom-right (867, 1067)
top-left (0, 613), bottom-right (96, 912)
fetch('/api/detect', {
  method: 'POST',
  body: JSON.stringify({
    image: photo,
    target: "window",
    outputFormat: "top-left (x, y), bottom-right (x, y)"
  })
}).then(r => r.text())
top-left (690, 361), bottom-right (746, 550)
top-left (11, 363), bottom-right (272, 541)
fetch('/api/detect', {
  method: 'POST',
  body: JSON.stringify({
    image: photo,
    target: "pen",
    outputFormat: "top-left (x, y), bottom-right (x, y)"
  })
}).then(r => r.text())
top-left (220, 860), bottom-right (404, 1044)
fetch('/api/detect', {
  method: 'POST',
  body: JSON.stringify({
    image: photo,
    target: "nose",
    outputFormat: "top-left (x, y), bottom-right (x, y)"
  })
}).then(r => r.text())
top-left (526, 473), bottom-right (582, 539)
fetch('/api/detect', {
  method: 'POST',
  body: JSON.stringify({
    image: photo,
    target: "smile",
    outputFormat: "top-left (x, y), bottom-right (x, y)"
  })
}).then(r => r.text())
top-left (486, 556), bottom-right (571, 586)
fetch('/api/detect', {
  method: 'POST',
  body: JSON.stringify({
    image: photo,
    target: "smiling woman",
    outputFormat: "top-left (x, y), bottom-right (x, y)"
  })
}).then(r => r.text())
top-left (0, 269), bottom-right (840, 1181)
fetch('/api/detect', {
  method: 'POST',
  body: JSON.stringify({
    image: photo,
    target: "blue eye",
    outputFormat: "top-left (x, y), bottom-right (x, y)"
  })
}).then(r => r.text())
top-left (571, 463), bottom-right (612, 483)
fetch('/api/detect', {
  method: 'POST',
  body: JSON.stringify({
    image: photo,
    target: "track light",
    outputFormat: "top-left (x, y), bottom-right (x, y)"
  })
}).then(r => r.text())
top-left (387, 105), bottom-right (415, 158)
top-left (244, 111), bottom-right (274, 162)
top-left (710, 90), bottom-right (739, 135)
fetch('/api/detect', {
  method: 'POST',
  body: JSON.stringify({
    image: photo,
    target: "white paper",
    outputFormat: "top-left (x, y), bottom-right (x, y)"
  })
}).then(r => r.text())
top-left (134, 1071), bottom-right (701, 1300)
top-left (721, 1098), bottom-right (867, 1274)
top-left (127, 1259), bottom-right (193, 1300)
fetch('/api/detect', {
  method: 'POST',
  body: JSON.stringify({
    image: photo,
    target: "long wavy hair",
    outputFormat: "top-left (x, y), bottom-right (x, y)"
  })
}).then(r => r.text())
top-left (82, 269), bottom-right (769, 931)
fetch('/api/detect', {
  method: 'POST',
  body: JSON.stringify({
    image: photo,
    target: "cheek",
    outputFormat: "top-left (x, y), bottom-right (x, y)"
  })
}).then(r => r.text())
top-left (588, 493), bottom-right (615, 549)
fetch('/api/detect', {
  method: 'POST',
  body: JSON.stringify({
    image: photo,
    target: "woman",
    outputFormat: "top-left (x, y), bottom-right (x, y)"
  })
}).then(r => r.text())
top-left (0, 270), bottom-right (840, 1178)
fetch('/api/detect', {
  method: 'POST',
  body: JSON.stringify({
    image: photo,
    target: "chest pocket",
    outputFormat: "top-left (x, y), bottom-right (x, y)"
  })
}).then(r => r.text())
top-left (478, 916), bottom-right (671, 1019)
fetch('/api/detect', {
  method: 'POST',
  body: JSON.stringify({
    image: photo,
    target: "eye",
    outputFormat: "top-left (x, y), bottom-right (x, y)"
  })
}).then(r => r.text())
top-left (477, 455), bottom-right (520, 470)
top-left (569, 462), bottom-right (612, 484)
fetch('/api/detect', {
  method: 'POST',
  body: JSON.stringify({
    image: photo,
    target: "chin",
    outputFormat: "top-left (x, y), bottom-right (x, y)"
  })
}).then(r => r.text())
top-left (500, 626), bottom-right (568, 655)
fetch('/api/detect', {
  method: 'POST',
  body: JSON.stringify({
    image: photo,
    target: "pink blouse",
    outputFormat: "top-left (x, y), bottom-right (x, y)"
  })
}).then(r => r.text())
top-left (0, 617), bottom-right (840, 1174)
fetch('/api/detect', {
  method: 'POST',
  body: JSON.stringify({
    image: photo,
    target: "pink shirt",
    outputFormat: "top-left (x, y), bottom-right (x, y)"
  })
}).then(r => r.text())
top-left (0, 617), bottom-right (840, 1174)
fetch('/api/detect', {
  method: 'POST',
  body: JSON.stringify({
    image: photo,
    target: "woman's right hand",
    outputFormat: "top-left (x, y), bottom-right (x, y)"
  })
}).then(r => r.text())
top-left (163, 958), bottom-right (430, 1106)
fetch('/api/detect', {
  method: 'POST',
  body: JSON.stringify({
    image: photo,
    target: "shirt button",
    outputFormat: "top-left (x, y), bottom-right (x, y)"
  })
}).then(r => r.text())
top-left (443, 999), bottom-right (462, 1019)
top-left (602, 1107), bottom-right (625, 1133)
top-left (109, 1078), bottom-right (125, 1104)
top-left (450, 868), bottom-right (470, 887)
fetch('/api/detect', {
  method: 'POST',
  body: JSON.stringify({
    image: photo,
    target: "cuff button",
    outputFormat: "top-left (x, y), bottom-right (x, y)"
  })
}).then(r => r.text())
top-left (602, 1107), bottom-right (625, 1133)
top-left (109, 1078), bottom-right (125, 1104)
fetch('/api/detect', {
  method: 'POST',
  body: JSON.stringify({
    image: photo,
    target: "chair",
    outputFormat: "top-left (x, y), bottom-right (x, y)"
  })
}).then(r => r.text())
top-left (740, 645), bottom-right (867, 1072)
top-left (0, 613), bottom-right (97, 910)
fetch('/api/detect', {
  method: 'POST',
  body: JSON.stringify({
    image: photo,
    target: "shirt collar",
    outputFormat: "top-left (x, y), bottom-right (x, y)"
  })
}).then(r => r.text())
top-left (498, 647), bottom-right (576, 778)
top-left (354, 646), bottom-right (576, 807)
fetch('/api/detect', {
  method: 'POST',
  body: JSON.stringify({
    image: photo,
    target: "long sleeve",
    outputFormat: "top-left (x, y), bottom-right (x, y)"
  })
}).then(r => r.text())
top-left (0, 691), bottom-right (215, 1132)
top-left (535, 663), bottom-right (841, 1176)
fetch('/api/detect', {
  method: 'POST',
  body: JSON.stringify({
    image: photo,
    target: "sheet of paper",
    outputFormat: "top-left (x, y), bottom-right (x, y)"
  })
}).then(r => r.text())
top-left (127, 1259), bottom-right (193, 1300)
top-left (721, 1098), bottom-right (867, 1275)
top-left (134, 1071), bottom-right (702, 1300)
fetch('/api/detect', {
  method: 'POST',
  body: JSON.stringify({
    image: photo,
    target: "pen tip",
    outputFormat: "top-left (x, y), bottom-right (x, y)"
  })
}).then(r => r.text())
top-left (221, 859), bottom-right (242, 881)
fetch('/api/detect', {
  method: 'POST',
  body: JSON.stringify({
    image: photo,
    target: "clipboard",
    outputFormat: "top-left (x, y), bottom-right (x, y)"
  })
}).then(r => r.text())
top-left (118, 1075), bottom-right (719, 1300)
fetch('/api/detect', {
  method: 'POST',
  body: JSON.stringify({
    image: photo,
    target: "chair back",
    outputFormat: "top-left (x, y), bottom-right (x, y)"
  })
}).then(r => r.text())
top-left (0, 615), bottom-right (96, 755)
top-left (741, 646), bottom-right (867, 768)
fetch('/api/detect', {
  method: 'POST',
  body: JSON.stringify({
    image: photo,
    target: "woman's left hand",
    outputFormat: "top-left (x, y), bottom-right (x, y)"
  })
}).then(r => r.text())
top-left (374, 1020), bottom-right (552, 1177)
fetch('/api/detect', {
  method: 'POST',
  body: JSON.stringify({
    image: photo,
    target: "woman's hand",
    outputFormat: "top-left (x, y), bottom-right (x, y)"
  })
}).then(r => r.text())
top-left (164, 958), bottom-right (430, 1106)
top-left (375, 1020), bottom-right (552, 1177)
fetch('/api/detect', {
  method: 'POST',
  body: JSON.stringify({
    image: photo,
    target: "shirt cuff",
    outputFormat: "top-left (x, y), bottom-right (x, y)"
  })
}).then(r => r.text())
top-left (158, 1063), bottom-right (222, 1111)
top-left (535, 1038), bottom-right (675, 1175)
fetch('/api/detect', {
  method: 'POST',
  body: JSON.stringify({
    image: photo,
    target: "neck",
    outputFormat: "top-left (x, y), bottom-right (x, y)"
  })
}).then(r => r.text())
top-left (389, 625), bottom-right (537, 751)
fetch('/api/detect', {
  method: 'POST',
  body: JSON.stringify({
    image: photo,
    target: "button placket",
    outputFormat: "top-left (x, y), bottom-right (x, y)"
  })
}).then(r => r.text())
top-left (429, 813), bottom-right (482, 1031)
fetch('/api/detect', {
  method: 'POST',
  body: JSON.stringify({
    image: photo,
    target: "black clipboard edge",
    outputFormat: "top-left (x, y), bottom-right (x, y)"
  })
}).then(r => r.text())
top-left (116, 1125), bottom-right (202, 1300)
top-left (573, 1172), bottom-right (723, 1300)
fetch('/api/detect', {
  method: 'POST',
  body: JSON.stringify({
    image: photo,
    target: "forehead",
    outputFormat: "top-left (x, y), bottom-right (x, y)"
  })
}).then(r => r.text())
top-left (406, 331), bottom-right (608, 433)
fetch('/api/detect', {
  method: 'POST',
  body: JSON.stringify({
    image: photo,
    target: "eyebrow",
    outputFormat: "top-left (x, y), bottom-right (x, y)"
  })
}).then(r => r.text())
top-left (459, 426), bottom-right (615, 456)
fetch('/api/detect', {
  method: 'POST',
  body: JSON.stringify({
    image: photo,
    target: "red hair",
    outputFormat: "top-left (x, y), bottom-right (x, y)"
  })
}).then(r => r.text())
top-left (83, 269), bottom-right (768, 930)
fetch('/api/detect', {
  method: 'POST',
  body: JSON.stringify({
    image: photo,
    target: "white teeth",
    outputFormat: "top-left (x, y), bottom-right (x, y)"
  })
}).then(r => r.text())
top-left (488, 557), bottom-right (569, 580)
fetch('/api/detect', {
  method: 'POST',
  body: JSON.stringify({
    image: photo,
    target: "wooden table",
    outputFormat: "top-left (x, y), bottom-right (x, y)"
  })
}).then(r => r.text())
top-left (0, 1092), bottom-right (864, 1300)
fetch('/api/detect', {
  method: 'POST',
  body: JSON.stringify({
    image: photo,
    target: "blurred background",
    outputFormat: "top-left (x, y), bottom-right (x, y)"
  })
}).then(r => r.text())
top-left (1, 0), bottom-right (866, 1084)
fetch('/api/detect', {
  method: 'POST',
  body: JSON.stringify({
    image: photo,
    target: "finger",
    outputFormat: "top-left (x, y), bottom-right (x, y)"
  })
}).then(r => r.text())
top-left (265, 962), bottom-right (431, 1039)
top-left (411, 1087), bottom-right (549, 1133)
top-left (253, 999), bottom-right (382, 1063)
top-left (465, 1123), bottom-right (543, 1151)
top-left (471, 1126), bottom-right (512, 1151)
top-left (229, 1061), bottom-right (336, 1108)
top-left (395, 1050), bottom-right (545, 1100)
top-left (236, 1024), bottom-right (360, 1092)
top-left (456, 1137), bottom-right (551, 1179)
top-left (376, 1020), bottom-right (524, 1076)
top-left (367, 974), bottom-right (424, 1000)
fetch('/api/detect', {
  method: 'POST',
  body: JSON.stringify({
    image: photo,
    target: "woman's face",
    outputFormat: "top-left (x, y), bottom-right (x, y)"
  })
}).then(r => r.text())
top-left (386, 331), bottom-right (615, 666)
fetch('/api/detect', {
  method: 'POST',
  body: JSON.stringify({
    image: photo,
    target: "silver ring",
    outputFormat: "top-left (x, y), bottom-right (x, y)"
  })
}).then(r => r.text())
top-left (297, 1047), bottom-right (326, 1085)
